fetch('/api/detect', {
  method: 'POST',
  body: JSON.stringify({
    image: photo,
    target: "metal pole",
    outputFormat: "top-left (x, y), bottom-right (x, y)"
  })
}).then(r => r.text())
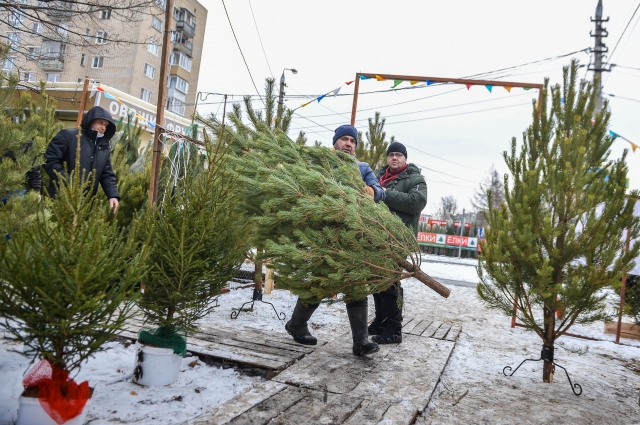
top-left (75, 75), bottom-right (90, 128)
top-left (276, 71), bottom-right (285, 127)
top-left (616, 227), bottom-right (632, 343)
top-left (149, 0), bottom-right (175, 205)
top-left (350, 73), bottom-right (361, 126)
top-left (458, 208), bottom-right (465, 258)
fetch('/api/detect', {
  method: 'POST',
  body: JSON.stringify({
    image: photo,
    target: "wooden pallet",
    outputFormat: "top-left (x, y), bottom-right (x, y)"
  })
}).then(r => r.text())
top-left (402, 316), bottom-right (462, 341)
top-left (119, 318), bottom-right (325, 375)
top-left (195, 319), bottom-right (461, 425)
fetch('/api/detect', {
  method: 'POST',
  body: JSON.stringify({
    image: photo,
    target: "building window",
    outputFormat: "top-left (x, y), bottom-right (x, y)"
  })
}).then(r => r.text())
top-left (56, 23), bottom-right (68, 37)
top-left (32, 23), bottom-right (43, 35)
top-left (167, 75), bottom-right (189, 94)
top-left (84, 28), bottom-right (91, 41)
top-left (27, 46), bottom-right (40, 60)
top-left (98, 9), bottom-right (111, 19)
top-left (41, 41), bottom-right (64, 59)
top-left (23, 72), bottom-right (36, 82)
top-left (147, 39), bottom-right (160, 55)
top-left (155, 0), bottom-right (166, 10)
top-left (46, 73), bottom-right (60, 82)
top-left (80, 53), bottom-right (86, 66)
top-left (91, 56), bottom-right (104, 68)
top-left (95, 30), bottom-right (107, 45)
top-left (151, 16), bottom-right (162, 32)
top-left (143, 63), bottom-right (155, 79)
top-left (8, 11), bottom-right (24, 28)
top-left (7, 32), bottom-right (21, 52)
top-left (167, 97), bottom-right (185, 116)
top-left (173, 7), bottom-right (182, 21)
top-left (140, 88), bottom-right (152, 103)
top-left (2, 57), bottom-right (17, 72)
top-left (169, 52), bottom-right (192, 72)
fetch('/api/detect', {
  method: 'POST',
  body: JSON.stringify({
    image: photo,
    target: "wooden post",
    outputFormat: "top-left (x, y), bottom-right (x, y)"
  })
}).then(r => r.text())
top-left (149, 0), bottom-right (175, 205)
top-left (264, 266), bottom-right (274, 295)
top-left (511, 297), bottom-right (518, 328)
top-left (350, 73), bottom-right (360, 126)
top-left (75, 76), bottom-right (90, 128)
top-left (617, 228), bottom-right (633, 344)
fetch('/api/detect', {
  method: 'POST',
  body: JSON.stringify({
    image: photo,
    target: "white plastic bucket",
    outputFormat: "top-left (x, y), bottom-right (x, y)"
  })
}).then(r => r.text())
top-left (132, 342), bottom-right (182, 386)
top-left (16, 395), bottom-right (88, 425)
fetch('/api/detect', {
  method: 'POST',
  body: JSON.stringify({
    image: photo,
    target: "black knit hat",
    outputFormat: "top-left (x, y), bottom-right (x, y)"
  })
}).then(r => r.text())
top-left (387, 142), bottom-right (407, 158)
top-left (332, 125), bottom-right (358, 146)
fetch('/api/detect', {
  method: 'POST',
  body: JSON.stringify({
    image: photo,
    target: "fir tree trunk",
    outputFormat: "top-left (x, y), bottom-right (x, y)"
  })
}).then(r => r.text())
top-left (543, 306), bottom-right (555, 383)
top-left (397, 258), bottom-right (450, 298)
top-left (254, 254), bottom-right (263, 291)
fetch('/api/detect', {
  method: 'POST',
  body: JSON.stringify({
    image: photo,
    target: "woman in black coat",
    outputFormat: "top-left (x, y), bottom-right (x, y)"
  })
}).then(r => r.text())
top-left (43, 106), bottom-right (120, 212)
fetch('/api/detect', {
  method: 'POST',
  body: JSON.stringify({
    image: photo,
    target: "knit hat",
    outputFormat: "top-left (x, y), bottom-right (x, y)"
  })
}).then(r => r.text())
top-left (332, 125), bottom-right (358, 146)
top-left (387, 141), bottom-right (407, 158)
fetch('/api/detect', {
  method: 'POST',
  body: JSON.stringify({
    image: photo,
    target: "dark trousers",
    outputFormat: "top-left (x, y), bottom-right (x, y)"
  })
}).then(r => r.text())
top-left (373, 283), bottom-right (403, 322)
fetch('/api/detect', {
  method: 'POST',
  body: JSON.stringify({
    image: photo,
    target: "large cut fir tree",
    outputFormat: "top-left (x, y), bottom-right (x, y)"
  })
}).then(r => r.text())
top-left (478, 60), bottom-right (640, 382)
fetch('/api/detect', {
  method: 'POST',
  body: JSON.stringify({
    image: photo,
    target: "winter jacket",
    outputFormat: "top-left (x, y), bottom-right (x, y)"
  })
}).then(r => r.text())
top-left (43, 106), bottom-right (120, 200)
top-left (375, 163), bottom-right (427, 235)
top-left (358, 162), bottom-right (385, 202)
top-left (3, 141), bottom-right (42, 192)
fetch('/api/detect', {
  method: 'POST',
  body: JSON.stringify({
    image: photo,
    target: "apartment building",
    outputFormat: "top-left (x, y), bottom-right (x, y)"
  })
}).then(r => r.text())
top-left (1, 0), bottom-right (206, 118)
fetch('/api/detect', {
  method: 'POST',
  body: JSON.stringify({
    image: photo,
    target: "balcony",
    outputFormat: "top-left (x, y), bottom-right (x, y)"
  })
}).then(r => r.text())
top-left (42, 32), bottom-right (69, 43)
top-left (45, 2), bottom-right (74, 18)
top-left (37, 54), bottom-right (64, 71)
top-left (175, 20), bottom-right (195, 38)
top-left (172, 40), bottom-right (192, 56)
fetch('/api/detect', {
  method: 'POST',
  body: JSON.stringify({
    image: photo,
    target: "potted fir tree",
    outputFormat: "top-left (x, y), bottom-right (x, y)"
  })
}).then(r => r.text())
top-left (0, 136), bottom-right (148, 424)
top-left (133, 136), bottom-right (248, 386)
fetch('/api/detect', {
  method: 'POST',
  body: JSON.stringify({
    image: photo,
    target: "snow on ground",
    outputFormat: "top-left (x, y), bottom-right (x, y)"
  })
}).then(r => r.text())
top-left (1, 257), bottom-right (640, 424)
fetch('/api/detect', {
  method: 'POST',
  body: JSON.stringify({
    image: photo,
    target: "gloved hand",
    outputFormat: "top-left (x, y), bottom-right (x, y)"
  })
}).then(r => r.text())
top-left (363, 186), bottom-right (375, 197)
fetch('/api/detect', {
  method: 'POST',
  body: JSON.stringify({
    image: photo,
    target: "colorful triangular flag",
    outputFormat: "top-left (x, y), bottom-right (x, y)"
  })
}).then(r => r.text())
top-left (425, 79), bottom-right (435, 85)
top-left (504, 86), bottom-right (512, 93)
top-left (375, 75), bottom-right (386, 81)
top-left (523, 87), bottom-right (532, 91)
top-left (301, 101), bottom-right (313, 107)
top-left (391, 80), bottom-right (403, 88)
top-left (317, 94), bottom-right (326, 103)
top-left (410, 80), bottom-right (420, 85)
top-left (609, 130), bottom-right (618, 139)
top-left (631, 143), bottom-right (638, 153)
top-left (346, 80), bottom-right (355, 85)
top-left (331, 87), bottom-right (341, 97)
top-left (359, 75), bottom-right (370, 80)
top-left (485, 85), bottom-right (493, 93)
top-left (465, 84), bottom-right (473, 90)
top-left (104, 92), bottom-right (116, 100)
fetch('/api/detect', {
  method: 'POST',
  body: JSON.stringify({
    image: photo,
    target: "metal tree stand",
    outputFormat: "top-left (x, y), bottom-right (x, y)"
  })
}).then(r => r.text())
top-left (230, 287), bottom-right (286, 321)
top-left (502, 345), bottom-right (582, 396)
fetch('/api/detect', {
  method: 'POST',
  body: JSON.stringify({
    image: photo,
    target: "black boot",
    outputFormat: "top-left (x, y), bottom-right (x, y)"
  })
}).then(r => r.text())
top-left (372, 318), bottom-right (403, 344)
top-left (285, 299), bottom-right (319, 345)
top-left (368, 293), bottom-right (383, 335)
top-left (346, 298), bottom-right (379, 356)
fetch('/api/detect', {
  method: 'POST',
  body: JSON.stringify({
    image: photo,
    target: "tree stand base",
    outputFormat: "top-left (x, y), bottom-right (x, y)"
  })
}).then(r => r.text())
top-left (230, 288), bottom-right (286, 320)
top-left (502, 345), bottom-right (582, 396)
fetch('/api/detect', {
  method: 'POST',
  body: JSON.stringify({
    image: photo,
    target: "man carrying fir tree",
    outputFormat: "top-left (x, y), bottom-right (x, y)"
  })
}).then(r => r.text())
top-left (370, 142), bottom-right (428, 344)
top-left (285, 124), bottom-right (384, 356)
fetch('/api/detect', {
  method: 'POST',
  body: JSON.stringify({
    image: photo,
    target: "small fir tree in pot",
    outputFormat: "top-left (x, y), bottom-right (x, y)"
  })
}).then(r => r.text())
top-left (478, 60), bottom-right (640, 384)
top-left (0, 132), bottom-right (147, 420)
top-left (136, 135), bottom-right (249, 354)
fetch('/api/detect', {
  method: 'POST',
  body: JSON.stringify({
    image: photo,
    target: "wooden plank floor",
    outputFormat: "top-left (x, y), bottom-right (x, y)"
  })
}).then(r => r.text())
top-left (119, 318), bottom-right (325, 374)
top-left (194, 316), bottom-right (461, 425)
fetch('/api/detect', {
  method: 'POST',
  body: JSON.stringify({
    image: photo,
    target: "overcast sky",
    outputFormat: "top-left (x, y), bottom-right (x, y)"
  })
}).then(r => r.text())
top-left (195, 0), bottom-right (640, 216)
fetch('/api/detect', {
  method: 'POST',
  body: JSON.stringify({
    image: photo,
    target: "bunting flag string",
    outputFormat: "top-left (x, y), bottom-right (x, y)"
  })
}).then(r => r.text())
top-left (295, 75), bottom-right (538, 111)
top-left (610, 130), bottom-right (638, 153)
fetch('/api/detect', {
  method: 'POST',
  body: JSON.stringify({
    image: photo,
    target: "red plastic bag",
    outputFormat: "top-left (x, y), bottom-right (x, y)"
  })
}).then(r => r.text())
top-left (23, 359), bottom-right (90, 424)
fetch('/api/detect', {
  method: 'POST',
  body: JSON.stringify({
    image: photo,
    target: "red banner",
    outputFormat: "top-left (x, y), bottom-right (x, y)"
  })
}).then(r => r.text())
top-left (428, 219), bottom-right (448, 227)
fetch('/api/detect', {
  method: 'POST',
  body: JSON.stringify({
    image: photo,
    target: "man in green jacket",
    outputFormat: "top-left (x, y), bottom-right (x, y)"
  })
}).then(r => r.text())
top-left (370, 142), bottom-right (427, 344)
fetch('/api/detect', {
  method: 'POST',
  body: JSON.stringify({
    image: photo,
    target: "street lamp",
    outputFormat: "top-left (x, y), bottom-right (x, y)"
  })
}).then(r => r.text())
top-left (277, 68), bottom-right (297, 127)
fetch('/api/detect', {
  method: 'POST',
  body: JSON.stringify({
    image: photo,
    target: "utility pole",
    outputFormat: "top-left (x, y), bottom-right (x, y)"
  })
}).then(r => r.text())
top-left (589, 0), bottom-right (610, 114)
top-left (149, 0), bottom-right (175, 204)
